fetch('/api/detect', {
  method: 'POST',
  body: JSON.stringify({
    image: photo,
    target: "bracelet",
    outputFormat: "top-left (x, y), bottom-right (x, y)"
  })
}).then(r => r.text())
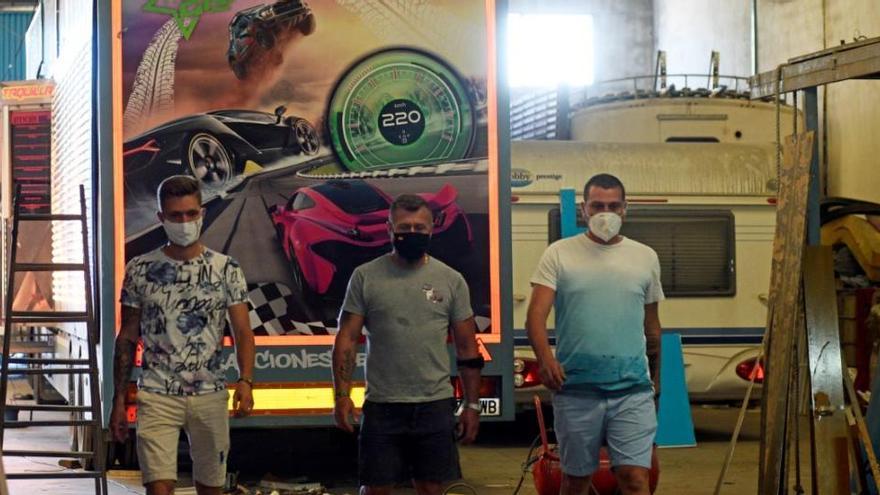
top-left (457, 401), bottom-right (482, 415)
top-left (237, 377), bottom-right (254, 387)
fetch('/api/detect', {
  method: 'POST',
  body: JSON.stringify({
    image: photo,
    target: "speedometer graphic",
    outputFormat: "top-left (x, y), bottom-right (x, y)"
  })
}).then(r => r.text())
top-left (327, 48), bottom-right (476, 172)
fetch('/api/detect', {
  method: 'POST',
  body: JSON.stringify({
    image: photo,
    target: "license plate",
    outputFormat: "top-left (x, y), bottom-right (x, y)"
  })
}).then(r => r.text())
top-left (458, 398), bottom-right (501, 417)
top-left (479, 398), bottom-right (501, 416)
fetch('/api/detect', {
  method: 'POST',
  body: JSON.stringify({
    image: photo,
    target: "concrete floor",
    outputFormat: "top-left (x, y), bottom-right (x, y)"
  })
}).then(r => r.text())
top-left (2, 405), bottom-right (815, 495)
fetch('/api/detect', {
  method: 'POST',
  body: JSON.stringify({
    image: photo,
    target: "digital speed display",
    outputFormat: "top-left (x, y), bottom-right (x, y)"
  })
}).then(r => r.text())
top-left (327, 48), bottom-right (475, 172)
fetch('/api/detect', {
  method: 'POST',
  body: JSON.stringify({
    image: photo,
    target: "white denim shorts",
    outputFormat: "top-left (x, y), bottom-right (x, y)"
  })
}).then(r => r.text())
top-left (552, 388), bottom-right (656, 476)
top-left (136, 389), bottom-right (230, 486)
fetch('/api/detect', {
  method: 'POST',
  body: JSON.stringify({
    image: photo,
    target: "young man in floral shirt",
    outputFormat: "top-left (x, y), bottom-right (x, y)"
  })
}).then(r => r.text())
top-left (109, 175), bottom-right (255, 495)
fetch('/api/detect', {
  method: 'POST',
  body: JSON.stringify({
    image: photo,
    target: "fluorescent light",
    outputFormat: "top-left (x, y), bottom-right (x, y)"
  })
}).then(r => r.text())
top-left (507, 13), bottom-right (594, 87)
top-left (226, 385), bottom-right (366, 412)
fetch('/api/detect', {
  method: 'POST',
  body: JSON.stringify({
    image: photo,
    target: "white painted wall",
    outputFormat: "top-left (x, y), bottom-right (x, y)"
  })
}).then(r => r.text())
top-left (653, 0), bottom-right (880, 203)
top-left (756, 0), bottom-right (880, 203)
top-left (24, 6), bottom-right (42, 79)
top-left (653, 0), bottom-right (752, 77)
top-left (755, 0), bottom-right (824, 69)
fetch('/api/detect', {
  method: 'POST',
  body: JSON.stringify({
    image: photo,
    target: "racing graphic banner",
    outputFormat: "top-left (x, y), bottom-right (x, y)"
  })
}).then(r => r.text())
top-left (120, 1), bottom-right (497, 345)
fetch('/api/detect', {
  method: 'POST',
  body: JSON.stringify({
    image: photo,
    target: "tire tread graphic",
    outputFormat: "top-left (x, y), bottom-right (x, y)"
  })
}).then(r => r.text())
top-left (123, 19), bottom-right (182, 132)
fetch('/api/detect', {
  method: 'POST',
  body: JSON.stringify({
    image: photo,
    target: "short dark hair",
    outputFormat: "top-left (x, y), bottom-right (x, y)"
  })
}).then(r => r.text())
top-left (583, 173), bottom-right (626, 201)
top-left (389, 194), bottom-right (432, 220)
top-left (157, 175), bottom-right (202, 211)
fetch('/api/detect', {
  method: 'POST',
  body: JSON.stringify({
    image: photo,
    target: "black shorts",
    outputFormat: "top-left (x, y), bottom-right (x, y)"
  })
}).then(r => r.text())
top-left (358, 398), bottom-right (461, 486)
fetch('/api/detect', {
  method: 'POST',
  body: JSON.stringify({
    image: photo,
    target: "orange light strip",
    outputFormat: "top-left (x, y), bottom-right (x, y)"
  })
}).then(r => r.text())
top-left (112, 0), bottom-right (124, 334)
top-left (485, 0), bottom-right (502, 345)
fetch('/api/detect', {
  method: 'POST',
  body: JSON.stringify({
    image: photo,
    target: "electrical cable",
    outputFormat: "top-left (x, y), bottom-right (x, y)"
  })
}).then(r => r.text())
top-left (511, 434), bottom-right (543, 495)
top-left (444, 481), bottom-right (479, 495)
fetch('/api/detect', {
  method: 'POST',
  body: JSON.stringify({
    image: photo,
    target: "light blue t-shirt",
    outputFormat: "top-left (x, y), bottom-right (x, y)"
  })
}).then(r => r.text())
top-left (531, 235), bottom-right (664, 392)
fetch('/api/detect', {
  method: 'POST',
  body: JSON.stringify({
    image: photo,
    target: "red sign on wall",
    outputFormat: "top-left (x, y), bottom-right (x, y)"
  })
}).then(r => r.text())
top-left (10, 110), bottom-right (51, 213)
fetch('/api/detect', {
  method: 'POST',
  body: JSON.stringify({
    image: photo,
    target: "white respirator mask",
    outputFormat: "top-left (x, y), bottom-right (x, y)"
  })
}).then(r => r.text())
top-left (587, 212), bottom-right (623, 242)
top-left (163, 217), bottom-right (203, 247)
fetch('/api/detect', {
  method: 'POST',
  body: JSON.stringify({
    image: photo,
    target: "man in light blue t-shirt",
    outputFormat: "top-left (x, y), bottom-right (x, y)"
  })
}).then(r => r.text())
top-left (527, 173), bottom-right (664, 495)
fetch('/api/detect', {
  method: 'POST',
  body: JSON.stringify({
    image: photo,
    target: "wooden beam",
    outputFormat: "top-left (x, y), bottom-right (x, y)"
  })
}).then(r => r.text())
top-left (803, 246), bottom-right (850, 494)
top-left (759, 132), bottom-right (813, 494)
top-left (750, 36), bottom-right (880, 98)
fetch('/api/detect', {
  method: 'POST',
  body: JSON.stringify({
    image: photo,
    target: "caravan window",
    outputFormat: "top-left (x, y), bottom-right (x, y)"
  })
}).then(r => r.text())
top-left (548, 209), bottom-right (736, 297)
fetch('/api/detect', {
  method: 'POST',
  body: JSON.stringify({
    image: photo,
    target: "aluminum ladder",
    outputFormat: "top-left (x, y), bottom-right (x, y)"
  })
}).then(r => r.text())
top-left (0, 184), bottom-right (107, 494)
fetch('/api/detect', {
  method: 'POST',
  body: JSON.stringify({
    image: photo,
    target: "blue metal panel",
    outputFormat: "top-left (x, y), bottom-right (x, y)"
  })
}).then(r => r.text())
top-left (495, 0), bottom-right (514, 423)
top-left (805, 87), bottom-right (821, 246)
top-left (560, 188), bottom-right (585, 238)
top-left (97, 0), bottom-right (114, 428)
top-left (0, 11), bottom-right (35, 82)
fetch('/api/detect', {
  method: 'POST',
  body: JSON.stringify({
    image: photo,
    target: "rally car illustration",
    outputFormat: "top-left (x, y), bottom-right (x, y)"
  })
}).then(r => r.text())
top-left (123, 106), bottom-right (319, 196)
top-left (270, 180), bottom-right (473, 301)
top-left (227, 0), bottom-right (316, 80)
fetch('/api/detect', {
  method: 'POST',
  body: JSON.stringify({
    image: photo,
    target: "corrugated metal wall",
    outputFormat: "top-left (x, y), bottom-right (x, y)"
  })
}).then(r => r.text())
top-left (0, 11), bottom-right (36, 82)
top-left (49, 0), bottom-right (93, 403)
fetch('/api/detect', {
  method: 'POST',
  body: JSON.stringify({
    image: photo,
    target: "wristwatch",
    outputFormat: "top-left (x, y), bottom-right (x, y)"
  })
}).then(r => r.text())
top-left (458, 401), bottom-right (482, 415)
top-left (237, 377), bottom-right (254, 387)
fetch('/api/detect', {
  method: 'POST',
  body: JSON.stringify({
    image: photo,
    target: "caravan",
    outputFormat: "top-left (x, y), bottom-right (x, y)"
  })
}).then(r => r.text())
top-left (509, 82), bottom-right (798, 405)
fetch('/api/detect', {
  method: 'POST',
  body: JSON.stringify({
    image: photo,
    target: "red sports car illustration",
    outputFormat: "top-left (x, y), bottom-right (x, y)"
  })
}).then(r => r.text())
top-left (270, 180), bottom-right (472, 301)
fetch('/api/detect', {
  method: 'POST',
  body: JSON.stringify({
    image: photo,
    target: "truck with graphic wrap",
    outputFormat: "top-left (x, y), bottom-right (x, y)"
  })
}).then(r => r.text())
top-left (75, 0), bottom-right (514, 469)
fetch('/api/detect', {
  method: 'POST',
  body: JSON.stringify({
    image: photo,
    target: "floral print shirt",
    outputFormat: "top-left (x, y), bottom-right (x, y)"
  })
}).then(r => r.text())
top-left (120, 248), bottom-right (248, 395)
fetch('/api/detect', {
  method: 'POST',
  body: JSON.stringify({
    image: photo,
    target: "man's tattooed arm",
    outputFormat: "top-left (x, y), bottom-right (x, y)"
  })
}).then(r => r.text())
top-left (332, 311), bottom-right (364, 400)
top-left (113, 306), bottom-right (141, 404)
top-left (334, 348), bottom-right (356, 398)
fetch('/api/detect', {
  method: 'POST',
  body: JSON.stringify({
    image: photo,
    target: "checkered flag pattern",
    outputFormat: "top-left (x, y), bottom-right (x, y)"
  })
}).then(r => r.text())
top-left (246, 283), bottom-right (337, 336)
top-left (246, 283), bottom-right (493, 336)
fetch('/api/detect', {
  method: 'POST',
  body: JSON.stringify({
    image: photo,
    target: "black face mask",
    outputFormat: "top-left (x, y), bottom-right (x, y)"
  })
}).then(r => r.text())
top-left (392, 232), bottom-right (430, 261)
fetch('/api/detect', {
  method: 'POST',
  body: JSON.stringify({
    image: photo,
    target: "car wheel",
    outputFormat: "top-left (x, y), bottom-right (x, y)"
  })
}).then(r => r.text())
top-left (275, 225), bottom-right (284, 241)
top-left (299, 13), bottom-right (316, 35)
top-left (293, 119), bottom-right (320, 155)
top-left (184, 132), bottom-right (235, 190)
top-left (288, 247), bottom-right (320, 305)
top-left (255, 29), bottom-right (274, 49)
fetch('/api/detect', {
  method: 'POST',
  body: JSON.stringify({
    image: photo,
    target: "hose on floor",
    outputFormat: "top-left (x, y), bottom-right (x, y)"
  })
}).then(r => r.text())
top-left (511, 434), bottom-right (544, 495)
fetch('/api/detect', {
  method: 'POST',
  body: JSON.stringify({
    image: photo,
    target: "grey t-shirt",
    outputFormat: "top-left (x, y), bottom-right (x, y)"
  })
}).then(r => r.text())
top-left (341, 255), bottom-right (474, 403)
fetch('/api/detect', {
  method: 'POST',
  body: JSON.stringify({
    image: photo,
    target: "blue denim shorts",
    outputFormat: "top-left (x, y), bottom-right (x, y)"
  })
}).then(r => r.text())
top-left (552, 388), bottom-right (657, 476)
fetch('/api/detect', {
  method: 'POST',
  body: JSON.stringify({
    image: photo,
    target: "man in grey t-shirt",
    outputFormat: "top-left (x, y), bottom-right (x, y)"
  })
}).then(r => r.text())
top-left (332, 193), bottom-right (484, 495)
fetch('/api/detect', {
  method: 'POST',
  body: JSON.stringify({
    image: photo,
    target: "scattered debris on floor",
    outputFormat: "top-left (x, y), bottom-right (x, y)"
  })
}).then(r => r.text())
top-left (225, 473), bottom-right (332, 495)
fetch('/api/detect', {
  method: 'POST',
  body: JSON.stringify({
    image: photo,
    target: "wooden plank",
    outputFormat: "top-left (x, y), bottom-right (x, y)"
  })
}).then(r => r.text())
top-left (750, 36), bottom-right (880, 98)
top-left (0, 448), bottom-right (8, 495)
top-left (845, 367), bottom-right (880, 491)
top-left (803, 246), bottom-right (850, 494)
top-left (759, 131), bottom-right (813, 494)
